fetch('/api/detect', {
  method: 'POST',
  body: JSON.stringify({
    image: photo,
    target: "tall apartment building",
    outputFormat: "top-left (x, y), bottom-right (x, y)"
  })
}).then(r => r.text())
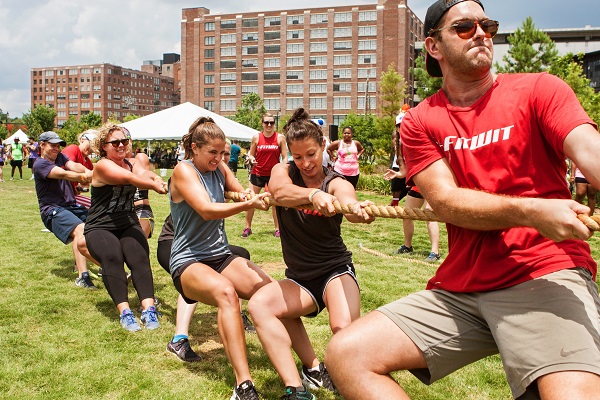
top-left (181, 0), bottom-right (423, 127)
top-left (31, 54), bottom-right (180, 127)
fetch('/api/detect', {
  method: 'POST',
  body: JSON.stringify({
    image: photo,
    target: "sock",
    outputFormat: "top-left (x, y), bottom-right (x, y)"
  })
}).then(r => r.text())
top-left (81, 271), bottom-right (89, 277)
top-left (391, 198), bottom-right (399, 206)
top-left (172, 334), bottom-right (188, 343)
top-left (307, 364), bottom-right (321, 372)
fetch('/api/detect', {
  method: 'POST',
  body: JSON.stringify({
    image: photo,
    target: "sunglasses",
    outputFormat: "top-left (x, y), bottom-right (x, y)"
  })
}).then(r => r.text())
top-left (432, 19), bottom-right (499, 40)
top-left (106, 139), bottom-right (130, 147)
top-left (263, 121), bottom-right (275, 126)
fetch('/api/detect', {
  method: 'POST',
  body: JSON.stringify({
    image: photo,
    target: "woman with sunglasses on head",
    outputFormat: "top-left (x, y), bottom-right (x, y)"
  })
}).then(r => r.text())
top-left (169, 117), bottom-right (274, 400)
top-left (83, 122), bottom-right (167, 332)
top-left (247, 108), bottom-right (375, 400)
top-left (327, 126), bottom-right (364, 189)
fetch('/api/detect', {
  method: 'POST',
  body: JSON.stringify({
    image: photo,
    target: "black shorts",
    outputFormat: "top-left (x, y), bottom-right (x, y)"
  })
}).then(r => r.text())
top-left (228, 160), bottom-right (238, 173)
top-left (575, 177), bottom-right (590, 184)
top-left (408, 189), bottom-right (423, 199)
top-left (288, 263), bottom-right (358, 317)
top-left (390, 167), bottom-right (406, 192)
top-left (28, 158), bottom-right (37, 169)
top-left (172, 253), bottom-right (239, 304)
top-left (10, 159), bottom-right (22, 167)
top-left (250, 174), bottom-right (270, 188)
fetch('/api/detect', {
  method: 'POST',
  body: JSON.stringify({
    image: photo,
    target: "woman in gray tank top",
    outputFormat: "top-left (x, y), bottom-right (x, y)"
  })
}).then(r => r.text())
top-left (168, 116), bottom-right (273, 400)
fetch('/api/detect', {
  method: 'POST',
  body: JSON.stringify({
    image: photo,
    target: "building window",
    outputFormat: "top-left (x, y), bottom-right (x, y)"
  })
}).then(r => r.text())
top-left (309, 56), bottom-right (327, 66)
top-left (334, 41), bottom-right (352, 50)
top-left (264, 58), bottom-right (281, 68)
top-left (204, 75), bottom-right (215, 84)
top-left (334, 12), bottom-right (352, 23)
top-left (205, 22), bottom-right (215, 31)
top-left (242, 59), bottom-right (258, 67)
top-left (358, 26), bottom-right (377, 36)
top-left (287, 30), bottom-right (304, 40)
top-left (333, 97), bottom-right (351, 109)
top-left (310, 97), bottom-right (327, 109)
top-left (333, 83), bottom-right (352, 92)
top-left (287, 98), bottom-right (304, 109)
top-left (286, 70), bottom-right (304, 80)
top-left (264, 31), bottom-right (281, 40)
top-left (204, 101), bottom-right (214, 111)
top-left (264, 44), bottom-right (280, 53)
top-left (204, 62), bottom-right (215, 71)
top-left (310, 28), bottom-right (328, 39)
top-left (334, 55), bottom-right (352, 65)
top-left (358, 54), bottom-right (376, 64)
top-left (264, 72), bottom-right (280, 80)
top-left (242, 72), bottom-right (258, 81)
top-left (205, 88), bottom-right (215, 97)
top-left (309, 84), bottom-right (327, 93)
top-left (242, 85), bottom-right (258, 94)
top-left (333, 69), bottom-right (352, 79)
top-left (242, 32), bottom-right (258, 41)
top-left (309, 42), bottom-right (327, 52)
top-left (358, 40), bottom-right (377, 50)
top-left (359, 11), bottom-right (377, 21)
top-left (358, 68), bottom-right (376, 78)
top-left (287, 43), bottom-right (304, 53)
top-left (221, 73), bottom-right (237, 81)
top-left (220, 86), bottom-right (236, 96)
top-left (242, 18), bottom-right (258, 27)
top-left (242, 46), bottom-right (259, 55)
top-left (286, 84), bottom-right (304, 93)
top-left (286, 57), bottom-right (303, 67)
top-left (220, 99), bottom-right (236, 111)
top-left (357, 82), bottom-right (377, 92)
top-left (264, 17), bottom-right (281, 27)
top-left (358, 96), bottom-right (377, 110)
top-left (264, 98), bottom-right (280, 110)
top-left (287, 15), bottom-right (304, 25)
top-left (221, 47), bottom-right (236, 57)
top-left (221, 33), bottom-right (236, 43)
top-left (221, 20), bottom-right (236, 29)
top-left (309, 70), bottom-right (328, 80)
top-left (46, 70), bottom-right (55, 76)
top-left (221, 60), bottom-right (236, 69)
top-left (310, 14), bottom-right (328, 24)
top-left (264, 85), bottom-right (280, 93)
top-left (205, 36), bottom-right (215, 45)
top-left (334, 27), bottom-right (352, 37)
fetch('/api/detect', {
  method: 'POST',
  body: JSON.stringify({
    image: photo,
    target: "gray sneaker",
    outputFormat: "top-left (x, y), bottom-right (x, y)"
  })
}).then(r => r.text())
top-left (75, 272), bottom-right (97, 290)
top-left (120, 309), bottom-right (141, 332)
top-left (424, 252), bottom-right (441, 262)
top-left (140, 306), bottom-right (160, 330)
top-left (302, 362), bottom-right (337, 393)
top-left (231, 380), bottom-right (259, 400)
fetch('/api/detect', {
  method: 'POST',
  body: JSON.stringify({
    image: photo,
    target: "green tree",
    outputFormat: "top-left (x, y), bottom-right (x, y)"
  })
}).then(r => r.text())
top-left (122, 114), bottom-right (141, 123)
top-left (59, 115), bottom-right (83, 144)
top-left (494, 17), bottom-right (558, 73)
top-left (549, 53), bottom-right (600, 124)
top-left (81, 112), bottom-right (103, 128)
top-left (234, 93), bottom-right (267, 130)
top-left (379, 63), bottom-right (408, 118)
top-left (22, 104), bottom-right (57, 136)
top-left (412, 52), bottom-right (443, 101)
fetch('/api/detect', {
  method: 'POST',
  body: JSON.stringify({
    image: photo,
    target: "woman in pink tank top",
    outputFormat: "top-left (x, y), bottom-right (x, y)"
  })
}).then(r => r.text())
top-left (327, 126), bottom-right (364, 188)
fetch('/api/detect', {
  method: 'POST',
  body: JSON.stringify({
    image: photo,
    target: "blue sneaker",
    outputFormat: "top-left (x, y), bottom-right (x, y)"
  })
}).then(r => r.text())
top-left (140, 306), bottom-right (160, 330)
top-left (120, 309), bottom-right (141, 332)
top-left (395, 245), bottom-right (413, 254)
top-left (425, 252), bottom-right (441, 262)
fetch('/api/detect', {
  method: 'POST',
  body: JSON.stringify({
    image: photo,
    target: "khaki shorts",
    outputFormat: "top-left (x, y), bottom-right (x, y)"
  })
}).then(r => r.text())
top-left (378, 268), bottom-right (600, 399)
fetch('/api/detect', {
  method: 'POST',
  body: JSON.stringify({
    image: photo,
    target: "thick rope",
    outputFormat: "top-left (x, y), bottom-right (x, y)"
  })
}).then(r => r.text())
top-left (225, 191), bottom-right (600, 231)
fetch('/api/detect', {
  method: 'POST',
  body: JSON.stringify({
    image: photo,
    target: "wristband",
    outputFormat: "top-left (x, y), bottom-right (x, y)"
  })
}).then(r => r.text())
top-left (308, 189), bottom-right (322, 202)
top-left (81, 174), bottom-right (87, 183)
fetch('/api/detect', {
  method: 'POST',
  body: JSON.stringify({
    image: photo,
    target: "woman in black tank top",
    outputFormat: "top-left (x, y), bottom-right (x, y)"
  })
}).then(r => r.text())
top-left (247, 108), bottom-right (376, 399)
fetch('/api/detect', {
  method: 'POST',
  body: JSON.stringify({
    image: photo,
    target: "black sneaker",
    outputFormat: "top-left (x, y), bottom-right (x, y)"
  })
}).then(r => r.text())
top-left (301, 362), bottom-right (337, 393)
top-left (241, 311), bottom-right (256, 333)
top-left (231, 380), bottom-right (259, 400)
top-left (75, 272), bottom-right (97, 290)
top-left (167, 338), bottom-right (202, 362)
top-left (395, 245), bottom-right (414, 254)
top-left (280, 384), bottom-right (315, 400)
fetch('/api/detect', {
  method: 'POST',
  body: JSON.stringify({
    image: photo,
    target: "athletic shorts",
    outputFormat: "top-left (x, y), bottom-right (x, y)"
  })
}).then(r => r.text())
top-left (390, 167), bottom-right (406, 192)
top-left (250, 174), bottom-right (270, 188)
top-left (42, 204), bottom-right (88, 244)
top-left (287, 263), bottom-right (358, 318)
top-left (135, 204), bottom-right (155, 238)
top-left (407, 189), bottom-right (423, 199)
top-left (172, 253), bottom-right (239, 304)
top-left (377, 268), bottom-right (600, 399)
top-left (0, 161), bottom-right (4, 166)
top-left (10, 159), bottom-right (22, 167)
top-left (28, 158), bottom-right (37, 169)
top-left (228, 160), bottom-right (238, 173)
top-left (575, 177), bottom-right (590, 184)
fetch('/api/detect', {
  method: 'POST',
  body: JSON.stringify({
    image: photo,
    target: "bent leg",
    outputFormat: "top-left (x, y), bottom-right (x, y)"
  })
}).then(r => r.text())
top-left (323, 274), bottom-right (360, 333)
top-left (325, 311), bottom-right (426, 400)
top-left (537, 371), bottom-right (600, 400)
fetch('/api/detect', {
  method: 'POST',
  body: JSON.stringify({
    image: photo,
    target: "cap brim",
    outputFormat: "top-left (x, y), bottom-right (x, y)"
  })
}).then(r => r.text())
top-left (47, 139), bottom-right (66, 146)
top-left (426, 53), bottom-right (443, 78)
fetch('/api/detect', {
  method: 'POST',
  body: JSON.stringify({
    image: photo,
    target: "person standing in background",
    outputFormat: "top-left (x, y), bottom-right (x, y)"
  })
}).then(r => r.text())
top-left (229, 139), bottom-right (241, 177)
top-left (9, 137), bottom-right (25, 180)
top-left (571, 161), bottom-right (597, 215)
top-left (328, 126), bottom-right (364, 188)
top-left (62, 130), bottom-right (97, 209)
top-left (26, 137), bottom-right (39, 180)
top-left (0, 142), bottom-right (5, 182)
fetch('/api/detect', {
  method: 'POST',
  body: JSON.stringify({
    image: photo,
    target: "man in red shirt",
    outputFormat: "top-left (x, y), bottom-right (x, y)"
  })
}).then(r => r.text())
top-left (326, 1), bottom-right (600, 398)
top-left (62, 129), bottom-right (96, 208)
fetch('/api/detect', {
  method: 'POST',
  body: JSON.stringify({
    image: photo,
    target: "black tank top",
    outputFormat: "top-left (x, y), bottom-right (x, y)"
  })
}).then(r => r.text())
top-left (276, 162), bottom-right (352, 281)
top-left (84, 159), bottom-right (139, 233)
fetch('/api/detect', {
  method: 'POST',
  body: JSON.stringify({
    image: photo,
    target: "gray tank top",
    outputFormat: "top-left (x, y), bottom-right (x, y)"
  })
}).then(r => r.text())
top-left (169, 160), bottom-right (230, 274)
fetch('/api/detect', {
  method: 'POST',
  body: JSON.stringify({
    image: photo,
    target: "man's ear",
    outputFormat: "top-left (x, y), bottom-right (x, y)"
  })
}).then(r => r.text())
top-left (425, 36), bottom-right (443, 63)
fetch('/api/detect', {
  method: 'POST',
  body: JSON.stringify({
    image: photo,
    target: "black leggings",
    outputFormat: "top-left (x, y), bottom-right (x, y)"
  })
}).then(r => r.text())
top-left (157, 239), bottom-right (250, 274)
top-left (85, 225), bottom-right (154, 305)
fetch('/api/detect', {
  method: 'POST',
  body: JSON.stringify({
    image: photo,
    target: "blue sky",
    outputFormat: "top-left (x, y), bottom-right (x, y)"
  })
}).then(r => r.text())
top-left (1, 0), bottom-right (598, 118)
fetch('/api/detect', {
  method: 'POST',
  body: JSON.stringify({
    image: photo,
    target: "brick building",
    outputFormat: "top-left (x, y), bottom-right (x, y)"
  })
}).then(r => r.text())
top-left (31, 54), bottom-right (180, 127)
top-left (181, 0), bottom-right (423, 127)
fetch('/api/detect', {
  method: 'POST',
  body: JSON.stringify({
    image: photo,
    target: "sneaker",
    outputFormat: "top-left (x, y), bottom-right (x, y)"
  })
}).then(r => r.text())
top-left (274, 229), bottom-right (280, 238)
top-left (302, 362), bottom-right (337, 393)
top-left (167, 338), bottom-right (202, 362)
top-left (140, 306), bottom-right (160, 330)
top-left (120, 309), bottom-right (141, 332)
top-left (241, 228), bottom-right (252, 238)
top-left (280, 384), bottom-right (316, 400)
top-left (395, 245), bottom-right (413, 254)
top-left (231, 380), bottom-right (259, 400)
top-left (241, 311), bottom-right (256, 333)
top-left (75, 272), bottom-right (97, 290)
top-left (425, 252), bottom-right (441, 262)
top-left (137, 298), bottom-right (161, 313)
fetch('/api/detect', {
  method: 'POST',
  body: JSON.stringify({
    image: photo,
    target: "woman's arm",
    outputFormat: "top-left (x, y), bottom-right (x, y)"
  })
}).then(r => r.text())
top-left (328, 177), bottom-right (375, 224)
top-left (93, 158), bottom-right (166, 193)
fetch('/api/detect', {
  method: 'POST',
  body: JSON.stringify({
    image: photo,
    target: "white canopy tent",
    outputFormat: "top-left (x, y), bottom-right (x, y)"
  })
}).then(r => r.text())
top-left (4, 129), bottom-right (29, 145)
top-left (120, 102), bottom-right (257, 142)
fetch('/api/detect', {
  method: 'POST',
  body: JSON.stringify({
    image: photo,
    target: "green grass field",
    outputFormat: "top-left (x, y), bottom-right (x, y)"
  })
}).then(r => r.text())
top-left (0, 165), bottom-right (598, 399)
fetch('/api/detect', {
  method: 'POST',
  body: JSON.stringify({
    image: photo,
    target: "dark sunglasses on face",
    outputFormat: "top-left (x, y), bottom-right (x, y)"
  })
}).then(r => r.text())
top-left (432, 19), bottom-right (499, 40)
top-left (106, 139), bottom-right (130, 147)
top-left (263, 121), bottom-right (275, 126)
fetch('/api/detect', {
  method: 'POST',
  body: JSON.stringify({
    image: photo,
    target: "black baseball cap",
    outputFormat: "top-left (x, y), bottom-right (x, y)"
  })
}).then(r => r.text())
top-left (424, 0), bottom-right (484, 77)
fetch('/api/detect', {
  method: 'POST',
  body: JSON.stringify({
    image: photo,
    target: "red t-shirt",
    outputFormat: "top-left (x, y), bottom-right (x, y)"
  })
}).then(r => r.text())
top-left (62, 144), bottom-right (93, 193)
top-left (253, 132), bottom-right (281, 177)
top-left (401, 73), bottom-right (597, 292)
